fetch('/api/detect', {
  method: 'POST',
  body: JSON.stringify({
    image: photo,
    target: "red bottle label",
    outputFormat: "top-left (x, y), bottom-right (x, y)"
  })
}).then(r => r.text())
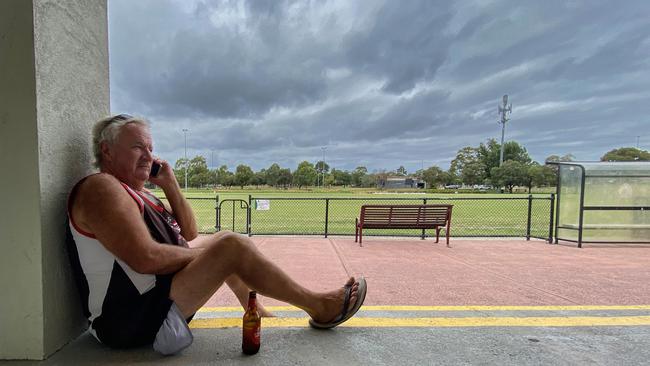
top-left (243, 324), bottom-right (260, 345)
top-left (242, 321), bottom-right (260, 354)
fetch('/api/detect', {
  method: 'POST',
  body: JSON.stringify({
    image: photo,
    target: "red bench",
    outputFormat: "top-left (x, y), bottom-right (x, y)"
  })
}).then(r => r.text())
top-left (355, 204), bottom-right (453, 246)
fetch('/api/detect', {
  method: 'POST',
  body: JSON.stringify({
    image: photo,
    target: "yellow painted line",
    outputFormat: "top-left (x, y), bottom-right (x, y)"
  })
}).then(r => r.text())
top-left (190, 316), bottom-right (650, 329)
top-left (197, 305), bottom-right (650, 313)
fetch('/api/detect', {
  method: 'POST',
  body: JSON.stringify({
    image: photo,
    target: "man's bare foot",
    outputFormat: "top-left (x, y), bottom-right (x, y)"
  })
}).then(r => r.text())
top-left (309, 277), bottom-right (360, 324)
top-left (258, 305), bottom-right (276, 318)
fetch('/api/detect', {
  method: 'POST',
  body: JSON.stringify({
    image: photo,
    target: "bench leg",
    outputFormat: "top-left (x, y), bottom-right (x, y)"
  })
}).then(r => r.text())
top-left (359, 228), bottom-right (363, 247)
top-left (435, 228), bottom-right (440, 243)
top-left (446, 225), bottom-right (451, 248)
top-left (355, 218), bottom-right (360, 243)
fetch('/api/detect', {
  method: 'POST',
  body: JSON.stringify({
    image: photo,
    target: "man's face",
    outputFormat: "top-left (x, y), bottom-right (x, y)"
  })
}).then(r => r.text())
top-left (102, 123), bottom-right (154, 187)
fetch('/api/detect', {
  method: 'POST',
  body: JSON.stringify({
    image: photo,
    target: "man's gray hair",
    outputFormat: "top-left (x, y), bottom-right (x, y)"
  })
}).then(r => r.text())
top-left (92, 114), bottom-right (150, 168)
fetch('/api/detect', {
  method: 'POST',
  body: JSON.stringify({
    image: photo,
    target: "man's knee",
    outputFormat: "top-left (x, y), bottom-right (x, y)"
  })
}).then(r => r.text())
top-left (207, 231), bottom-right (253, 256)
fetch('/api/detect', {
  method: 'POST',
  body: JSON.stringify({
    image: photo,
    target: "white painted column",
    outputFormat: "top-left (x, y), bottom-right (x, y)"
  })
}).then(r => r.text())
top-left (0, 0), bottom-right (109, 359)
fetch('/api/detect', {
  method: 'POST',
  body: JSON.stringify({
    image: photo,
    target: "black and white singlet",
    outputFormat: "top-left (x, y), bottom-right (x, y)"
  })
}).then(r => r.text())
top-left (66, 175), bottom-right (189, 348)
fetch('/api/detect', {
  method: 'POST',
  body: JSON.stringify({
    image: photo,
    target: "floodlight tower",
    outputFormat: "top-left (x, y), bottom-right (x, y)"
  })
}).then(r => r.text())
top-left (497, 94), bottom-right (512, 166)
top-left (321, 146), bottom-right (327, 188)
top-left (182, 128), bottom-right (189, 190)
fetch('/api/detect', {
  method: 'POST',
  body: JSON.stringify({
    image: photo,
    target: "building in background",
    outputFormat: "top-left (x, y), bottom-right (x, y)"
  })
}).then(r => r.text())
top-left (378, 176), bottom-right (426, 189)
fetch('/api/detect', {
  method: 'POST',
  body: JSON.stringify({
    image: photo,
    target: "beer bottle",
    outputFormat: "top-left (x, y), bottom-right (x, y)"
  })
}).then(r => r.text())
top-left (242, 291), bottom-right (261, 355)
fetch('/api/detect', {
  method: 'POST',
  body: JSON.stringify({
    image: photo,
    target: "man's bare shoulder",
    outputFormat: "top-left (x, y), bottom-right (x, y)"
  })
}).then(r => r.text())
top-left (77, 173), bottom-right (123, 199)
top-left (74, 173), bottom-right (135, 213)
top-left (81, 172), bottom-right (120, 188)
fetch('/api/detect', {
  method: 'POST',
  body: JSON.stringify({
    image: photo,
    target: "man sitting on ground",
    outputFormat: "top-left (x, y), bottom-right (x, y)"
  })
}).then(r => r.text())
top-left (67, 114), bottom-right (367, 354)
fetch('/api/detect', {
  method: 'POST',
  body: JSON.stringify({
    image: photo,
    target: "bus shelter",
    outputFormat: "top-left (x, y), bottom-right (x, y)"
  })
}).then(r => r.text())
top-left (549, 161), bottom-right (650, 247)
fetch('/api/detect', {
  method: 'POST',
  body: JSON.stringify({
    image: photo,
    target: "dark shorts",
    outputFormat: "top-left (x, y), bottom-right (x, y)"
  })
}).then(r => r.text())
top-left (91, 266), bottom-right (188, 349)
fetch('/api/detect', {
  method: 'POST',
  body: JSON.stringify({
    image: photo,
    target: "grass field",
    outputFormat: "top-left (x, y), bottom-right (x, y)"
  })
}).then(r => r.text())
top-left (151, 188), bottom-right (555, 240)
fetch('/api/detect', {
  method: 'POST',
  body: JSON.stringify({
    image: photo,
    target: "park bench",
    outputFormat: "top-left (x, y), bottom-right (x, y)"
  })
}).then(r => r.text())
top-left (355, 204), bottom-right (453, 246)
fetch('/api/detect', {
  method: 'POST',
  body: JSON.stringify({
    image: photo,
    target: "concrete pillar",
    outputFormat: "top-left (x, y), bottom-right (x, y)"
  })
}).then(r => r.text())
top-left (0, 0), bottom-right (109, 359)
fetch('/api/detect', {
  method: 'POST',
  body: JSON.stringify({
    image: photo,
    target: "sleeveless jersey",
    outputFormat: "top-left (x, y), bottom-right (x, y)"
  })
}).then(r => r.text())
top-left (66, 175), bottom-right (189, 347)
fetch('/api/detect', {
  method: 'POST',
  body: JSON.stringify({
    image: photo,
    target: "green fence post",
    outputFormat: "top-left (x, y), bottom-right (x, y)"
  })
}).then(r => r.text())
top-left (548, 193), bottom-right (555, 244)
top-left (324, 198), bottom-right (329, 238)
top-left (248, 195), bottom-right (252, 237)
top-left (526, 195), bottom-right (532, 240)
top-left (422, 198), bottom-right (427, 239)
top-left (215, 194), bottom-right (219, 232)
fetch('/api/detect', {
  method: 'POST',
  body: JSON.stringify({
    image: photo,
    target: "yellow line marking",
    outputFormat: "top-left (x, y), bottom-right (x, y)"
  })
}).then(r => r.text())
top-left (190, 316), bottom-right (650, 329)
top-left (197, 305), bottom-right (650, 313)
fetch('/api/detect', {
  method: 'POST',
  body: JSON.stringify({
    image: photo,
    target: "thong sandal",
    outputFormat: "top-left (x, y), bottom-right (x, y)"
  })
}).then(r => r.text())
top-left (309, 277), bottom-right (367, 329)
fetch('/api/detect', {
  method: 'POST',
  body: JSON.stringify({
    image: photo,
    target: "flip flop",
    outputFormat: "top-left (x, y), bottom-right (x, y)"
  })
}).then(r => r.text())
top-left (309, 277), bottom-right (367, 329)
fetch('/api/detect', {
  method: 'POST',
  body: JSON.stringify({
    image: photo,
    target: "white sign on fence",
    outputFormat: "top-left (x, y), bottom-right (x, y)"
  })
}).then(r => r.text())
top-left (256, 199), bottom-right (270, 210)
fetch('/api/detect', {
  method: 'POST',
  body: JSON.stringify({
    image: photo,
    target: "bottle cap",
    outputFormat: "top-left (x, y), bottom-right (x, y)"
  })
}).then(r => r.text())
top-left (249, 291), bottom-right (256, 298)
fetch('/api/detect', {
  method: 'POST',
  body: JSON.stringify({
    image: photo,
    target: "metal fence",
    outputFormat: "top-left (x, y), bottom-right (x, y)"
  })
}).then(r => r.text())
top-left (180, 194), bottom-right (555, 242)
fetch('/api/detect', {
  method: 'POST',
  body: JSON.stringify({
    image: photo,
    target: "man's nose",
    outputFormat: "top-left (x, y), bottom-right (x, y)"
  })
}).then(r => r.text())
top-left (143, 149), bottom-right (153, 161)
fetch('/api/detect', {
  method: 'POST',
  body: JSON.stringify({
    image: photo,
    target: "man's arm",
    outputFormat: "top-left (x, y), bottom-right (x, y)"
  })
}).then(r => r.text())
top-left (74, 174), bottom-right (200, 274)
top-left (149, 161), bottom-right (199, 240)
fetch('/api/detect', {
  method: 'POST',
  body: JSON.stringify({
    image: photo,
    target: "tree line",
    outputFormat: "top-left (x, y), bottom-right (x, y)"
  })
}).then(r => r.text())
top-left (172, 140), bottom-right (649, 191)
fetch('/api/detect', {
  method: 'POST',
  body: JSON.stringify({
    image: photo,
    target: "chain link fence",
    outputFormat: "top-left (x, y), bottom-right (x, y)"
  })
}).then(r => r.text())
top-left (180, 195), bottom-right (555, 241)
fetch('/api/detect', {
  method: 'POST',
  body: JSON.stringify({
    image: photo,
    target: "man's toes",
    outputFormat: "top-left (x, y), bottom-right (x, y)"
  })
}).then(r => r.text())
top-left (348, 293), bottom-right (357, 310)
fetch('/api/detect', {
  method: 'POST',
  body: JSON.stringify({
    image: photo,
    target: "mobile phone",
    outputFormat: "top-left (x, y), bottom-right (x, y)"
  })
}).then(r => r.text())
top-left (150, 162), bottom-right (161, 178)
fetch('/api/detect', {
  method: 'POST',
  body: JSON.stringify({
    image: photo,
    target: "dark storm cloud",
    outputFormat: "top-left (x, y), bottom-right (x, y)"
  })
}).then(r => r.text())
top-left (109, 0), bottom-right (650, 172)
top-left (342, 1), bottom-right (454, 94)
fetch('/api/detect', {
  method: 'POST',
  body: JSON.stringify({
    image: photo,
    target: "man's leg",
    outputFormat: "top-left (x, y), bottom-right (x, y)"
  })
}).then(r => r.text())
top-left (188, 231), bottom-right (273, 316)
top-left (170, 232), bottom-right (359, 323)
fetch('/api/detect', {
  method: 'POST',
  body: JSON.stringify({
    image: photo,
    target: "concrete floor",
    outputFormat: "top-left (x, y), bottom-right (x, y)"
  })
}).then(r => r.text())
top-left (3, 237), bottom-right (650, 365)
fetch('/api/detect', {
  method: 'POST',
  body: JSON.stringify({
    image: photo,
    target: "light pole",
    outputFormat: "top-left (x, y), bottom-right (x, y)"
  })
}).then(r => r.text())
top-left (182, 128), bottom-right (188, 190)
top-left (497, 94), bottom-right (512, 166)
top-left (321, 146), bottom-right (327, 188)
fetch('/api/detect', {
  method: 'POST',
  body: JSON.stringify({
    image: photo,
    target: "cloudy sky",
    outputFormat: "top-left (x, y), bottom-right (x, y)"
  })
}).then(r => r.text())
top-left (108, 0), bottom-right (650, 173)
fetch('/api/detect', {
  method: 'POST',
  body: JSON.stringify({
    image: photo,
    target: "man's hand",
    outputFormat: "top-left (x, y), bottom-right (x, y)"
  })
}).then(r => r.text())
top-left (148, 158), bottom-right (199, 240)
top-left (148, 159), bottom-right (175, 191)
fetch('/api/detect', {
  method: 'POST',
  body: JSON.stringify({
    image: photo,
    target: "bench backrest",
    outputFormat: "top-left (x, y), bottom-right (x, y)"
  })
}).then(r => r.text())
top-left (360, 204), bottom-right (452, 226)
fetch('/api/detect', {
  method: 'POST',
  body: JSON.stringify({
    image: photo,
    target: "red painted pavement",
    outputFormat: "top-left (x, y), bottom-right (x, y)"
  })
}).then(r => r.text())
top-left (201, 237), bottom-right (650, 307)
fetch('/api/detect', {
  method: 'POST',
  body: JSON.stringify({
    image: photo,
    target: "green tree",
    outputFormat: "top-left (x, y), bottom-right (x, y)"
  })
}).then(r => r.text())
top-left (188, 156), bottom-right (210, 188)
top-left (396, 166), bottom-right (407, 176)
top-left (215, 165), bottom-right (233, 187)
top-left (315, 161), bottom-right (330, 174)
top-left (477, 139), bottom-right (531, 179)
top-left (233, 164), bottom-right (254, 188)
top-left (461, 161), bottom-right (486, 186)
top-left (490, 160), bottom-right (529, 193)
top-left (173, 158), bottom-right (189, 186)
top-left (251, 170), bottom-right (266, 187)
top-left (277, 168), bottom-right (293, 188)
top-left (450, 146), bottom-right (486, 184)
top-left (265, 163), bottom-right (282, 187)
top-left (545, 154), bottom-right (574, 175)
top-left (601, 147), bottom-right (650, 161)
top-left (440, 171), bottom-right (458, 186)
top-left (449, 146), bottom-right (479, 176)
top-left (360, 174), bottom-right (377, 187)
top-left (351, 166), bottom-right (367, 186)
top-left (293, 161), bottom-right (317, 188)
top-left (528, 164), bottom-right (556, 191)
top-left (421, 166), bottom-right (445, 188)
top-left (190, 171), bottom-right (212, 188)
top-left (375, 170), bottom-right (389, 188)
top-left (330, 169), bottom-right (352, 186)
top-left (545, 154), bottom-right (575, 163)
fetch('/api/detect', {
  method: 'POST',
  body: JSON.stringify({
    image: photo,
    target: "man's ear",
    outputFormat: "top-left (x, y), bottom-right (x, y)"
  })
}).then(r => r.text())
top-left (100, 142), bottom-right (112, 163)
